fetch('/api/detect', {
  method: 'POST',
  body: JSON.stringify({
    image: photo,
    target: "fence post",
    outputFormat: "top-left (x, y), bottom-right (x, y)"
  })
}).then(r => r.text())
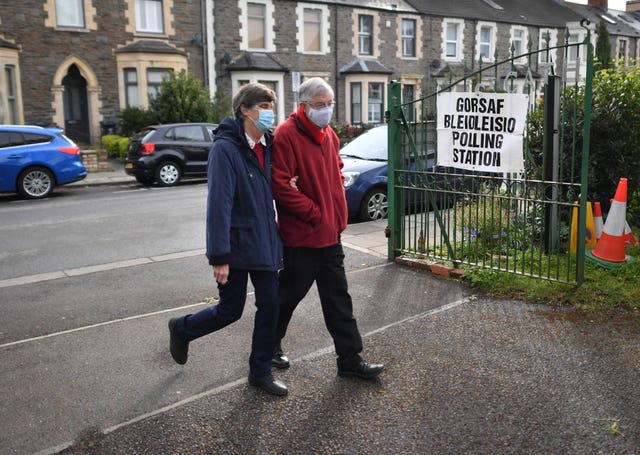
top-left (387, 81), bottom-right (402, 260)
top-left (543, 74), bottom-right (561, 253)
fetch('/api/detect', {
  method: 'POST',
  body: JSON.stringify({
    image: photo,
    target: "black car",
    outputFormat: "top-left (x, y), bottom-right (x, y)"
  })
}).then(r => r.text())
top-left (124, 123), bottom-right (218, 186)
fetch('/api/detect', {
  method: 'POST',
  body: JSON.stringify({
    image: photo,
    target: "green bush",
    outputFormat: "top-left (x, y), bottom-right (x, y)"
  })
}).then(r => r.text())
top-left (117, 137), bottom-right (130, 161)
top-left (119, 106), bottom-right (154, 137)
top-left (148, 70), bottom-right (215, 124)
top-left (101, 134), bottom-right (129, 161)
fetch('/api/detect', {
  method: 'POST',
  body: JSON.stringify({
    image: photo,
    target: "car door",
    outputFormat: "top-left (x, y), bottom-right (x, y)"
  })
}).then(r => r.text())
top-left (172, 125), bottom-right (211, 176)
top-left (0, 131), bottom-right (26, 191)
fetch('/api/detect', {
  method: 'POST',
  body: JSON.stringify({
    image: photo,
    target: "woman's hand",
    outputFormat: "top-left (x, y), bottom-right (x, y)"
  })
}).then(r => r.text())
top-left (213, 264), bottom-right (229, 285)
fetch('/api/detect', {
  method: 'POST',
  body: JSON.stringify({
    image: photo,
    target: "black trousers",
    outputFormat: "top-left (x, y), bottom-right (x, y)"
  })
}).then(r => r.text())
top-left (276, 242), bottom-right (363, 365)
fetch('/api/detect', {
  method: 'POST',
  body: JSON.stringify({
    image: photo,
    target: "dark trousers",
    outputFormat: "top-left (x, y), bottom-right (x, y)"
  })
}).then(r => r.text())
top-left (276, 242), bottom-right (363, 365)
top-left (177, 268), bottom-right (279, 377)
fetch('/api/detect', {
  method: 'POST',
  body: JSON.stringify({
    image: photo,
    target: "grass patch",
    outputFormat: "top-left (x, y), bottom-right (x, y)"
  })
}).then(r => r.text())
top-left (461, 245), bottom-right (640, 313)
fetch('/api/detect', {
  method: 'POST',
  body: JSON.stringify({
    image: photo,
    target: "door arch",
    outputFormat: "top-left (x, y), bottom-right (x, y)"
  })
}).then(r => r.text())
top-left (62, 64), bottom-right (90, 144)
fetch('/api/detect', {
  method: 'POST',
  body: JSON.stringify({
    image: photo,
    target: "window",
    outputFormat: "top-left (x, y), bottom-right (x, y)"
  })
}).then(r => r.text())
top-left (443, 20), bottom-right (463, 60)
top-left (478, 24), bottom-right (495, 62)
top-left (618, 38), bottom-right (628, 60)
top-left (5, 66), bottom-right (18, 124)
top-left (124, 69), bottom-right (139, 107)
top-left (248, 2), bottom-right (266, 49)
top-left (0, 132), bottom-right (24, 148)
top-left (169, 125), bottom-right (206, 142)
top-left (402, 19), bottom-right (416, 57)
top-left (351, 83), bottom-right (362, 124)
top-left (402, 84), bottom-right (414, 123)
top-left (136, 0), bottom-right (164, 33)
top-left (567, 33), bottom-right (579, 63)
top-left (512, 28), bottom-right (525, 57)
top-left (368, 82), bottom-right (383, 123)
top-left (55, 0), bottom-right (84, 27)
top-left (147, 68), bottom-right (170, 99)
top-left (538, 29), bottom-right (555, 64)
top-left (359, 15), bottom-right (373, 55)
top-left (304, 8), bottom-right (321, 52)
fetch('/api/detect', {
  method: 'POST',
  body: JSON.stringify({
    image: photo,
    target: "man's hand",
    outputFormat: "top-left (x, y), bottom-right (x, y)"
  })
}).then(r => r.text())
top-left (213, 264), bottom-right (229, 285)
top-left (289, 176), bottom-right (299, 191)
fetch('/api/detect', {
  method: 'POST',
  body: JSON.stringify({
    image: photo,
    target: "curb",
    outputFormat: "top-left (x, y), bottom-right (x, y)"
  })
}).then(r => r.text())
top-left (394, 256), bottom-right (465, 280)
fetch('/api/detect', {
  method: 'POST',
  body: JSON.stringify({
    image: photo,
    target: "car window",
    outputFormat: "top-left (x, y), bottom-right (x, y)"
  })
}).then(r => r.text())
top-left (0, 131), bottom-right (25, 148)
top-left (23, 133), bottom-right (53, 145)
top-left (169, 126), bottom-right (206, 142)
top-left (339, 126), bottom-right (388, 161)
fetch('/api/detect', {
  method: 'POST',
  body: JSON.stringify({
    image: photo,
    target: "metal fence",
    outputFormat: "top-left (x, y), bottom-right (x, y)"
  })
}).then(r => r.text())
top-left (387, 28), bottom-right (594, 284)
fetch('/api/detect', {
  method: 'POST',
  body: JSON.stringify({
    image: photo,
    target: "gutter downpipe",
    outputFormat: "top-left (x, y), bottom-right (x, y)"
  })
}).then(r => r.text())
top-left (206, 0), bottom-right (216, 96)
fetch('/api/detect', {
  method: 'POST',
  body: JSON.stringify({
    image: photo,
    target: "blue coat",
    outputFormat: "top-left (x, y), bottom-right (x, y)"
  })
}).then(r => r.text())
top-left (206, 117), bottom-right (283, 271)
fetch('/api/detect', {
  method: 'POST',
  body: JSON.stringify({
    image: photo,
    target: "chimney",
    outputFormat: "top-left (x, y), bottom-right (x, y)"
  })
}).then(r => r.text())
top-left (588, 0), bottom-right (608, 8)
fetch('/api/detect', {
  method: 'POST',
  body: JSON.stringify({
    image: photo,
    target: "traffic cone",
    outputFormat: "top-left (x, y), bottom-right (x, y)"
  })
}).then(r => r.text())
top-left (570, 201), bottom-right (596, 252)
top-left (587, 178), bottom-right (629, 268)
top-left (593, 202), bottom-right (603, 240)
top-left (623, 220), bottom-right (637, 246)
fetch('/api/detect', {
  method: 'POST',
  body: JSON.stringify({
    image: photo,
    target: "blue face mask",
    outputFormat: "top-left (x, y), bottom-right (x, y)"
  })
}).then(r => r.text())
top-left (253, 109), bottom-right (275, 133)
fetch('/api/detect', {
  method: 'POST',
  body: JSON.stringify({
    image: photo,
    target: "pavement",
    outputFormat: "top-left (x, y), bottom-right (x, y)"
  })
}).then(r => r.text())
top-left (53, 163), bottom-right (640, 454)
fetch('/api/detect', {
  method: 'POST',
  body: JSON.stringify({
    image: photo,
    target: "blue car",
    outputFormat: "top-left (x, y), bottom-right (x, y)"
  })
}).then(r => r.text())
top-left (0, 125), bottom-right (87, 199)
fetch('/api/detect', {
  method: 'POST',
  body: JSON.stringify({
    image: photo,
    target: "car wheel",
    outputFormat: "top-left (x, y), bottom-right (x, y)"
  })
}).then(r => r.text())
top-left (135, 175), bottom-right (154, 186)
top-left (359, 187), bottom-right (388, 221)
top-left (155, 161), bottom-right (181, 187)
top-left (17, 166), bottom-right (54, 199)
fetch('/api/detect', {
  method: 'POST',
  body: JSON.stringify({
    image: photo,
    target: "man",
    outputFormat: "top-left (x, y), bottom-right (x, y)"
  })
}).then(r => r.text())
top-left (271, 77), bottom-right (384, 379)
top-left (168, 83), bottom-right (287, 396)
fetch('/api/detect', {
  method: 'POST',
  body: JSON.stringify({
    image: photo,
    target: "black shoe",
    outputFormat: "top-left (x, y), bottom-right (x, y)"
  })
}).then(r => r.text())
top-left (248, 374), bottom-right (288, 396)
top-left (272, 350), bottom-right (290, 369)
top-left (168, 318), bottom-right (189, 365)
top-left (338, 360), bottom-right (384, 379)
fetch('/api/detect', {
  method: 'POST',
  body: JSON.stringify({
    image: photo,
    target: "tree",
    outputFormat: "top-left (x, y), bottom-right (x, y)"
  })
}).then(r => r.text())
top-left (210, 87), bottom-right (232, 123)
top-left (595, 20), bottom-right (612, 71)
top-left (148, 70), bottom-right (214, 124)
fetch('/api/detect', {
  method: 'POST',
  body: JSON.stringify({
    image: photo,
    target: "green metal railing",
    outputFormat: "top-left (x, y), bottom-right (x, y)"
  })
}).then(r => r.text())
top-left (387, 29), bottom-right (594, 284)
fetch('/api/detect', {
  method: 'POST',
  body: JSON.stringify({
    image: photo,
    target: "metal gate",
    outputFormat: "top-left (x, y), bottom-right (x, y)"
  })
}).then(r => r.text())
top-left (387, 25), bottom-right (594, 284)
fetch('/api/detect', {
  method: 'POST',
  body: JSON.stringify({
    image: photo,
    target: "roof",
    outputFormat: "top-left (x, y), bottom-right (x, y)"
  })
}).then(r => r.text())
top-left (565, 3), bottom-right (640, 37)
top-left (405, 0), bottom-right (582, 27)
top-left (340, 58), bottom-right (394, 74)
top-left (115, 40), bottom-right (187, 55)
top-left (280, 0), bottom-right (417, 13)
top-left (226, 52), bottom-right (290, 72)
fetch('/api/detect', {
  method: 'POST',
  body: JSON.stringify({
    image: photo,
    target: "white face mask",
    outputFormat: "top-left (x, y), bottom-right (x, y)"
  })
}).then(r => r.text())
top-left (307, 106), bottom-right (333, 128)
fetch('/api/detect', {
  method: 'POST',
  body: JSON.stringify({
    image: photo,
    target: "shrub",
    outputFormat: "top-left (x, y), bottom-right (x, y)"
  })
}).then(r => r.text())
top-left (101, 134), bottom-right (122, 158)
top-left (119, 107), bottom-right (154, 138)
top-left (148, 70), bottom-right (214, 124)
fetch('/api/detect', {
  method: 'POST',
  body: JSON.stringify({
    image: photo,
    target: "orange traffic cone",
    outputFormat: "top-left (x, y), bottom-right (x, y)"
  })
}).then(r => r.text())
top-left (593, 202), bottom-right (604, 240)
top-left (623, 220), bottom-right (637, 246)
top-left (587, 178), bottom-right (629, 268)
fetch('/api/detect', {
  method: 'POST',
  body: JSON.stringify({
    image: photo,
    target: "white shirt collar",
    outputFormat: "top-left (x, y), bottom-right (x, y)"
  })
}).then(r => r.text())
top-left (245, 133), bottom-right (266, 149)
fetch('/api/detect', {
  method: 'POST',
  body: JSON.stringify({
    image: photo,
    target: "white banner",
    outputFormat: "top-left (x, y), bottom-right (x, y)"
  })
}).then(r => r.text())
top-left (436, 92), bottom-right (529, 173)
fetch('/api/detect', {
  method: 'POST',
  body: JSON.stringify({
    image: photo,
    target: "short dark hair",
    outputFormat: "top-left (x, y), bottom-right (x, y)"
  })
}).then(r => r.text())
top-left (232, 83), bottom-right (276, 119)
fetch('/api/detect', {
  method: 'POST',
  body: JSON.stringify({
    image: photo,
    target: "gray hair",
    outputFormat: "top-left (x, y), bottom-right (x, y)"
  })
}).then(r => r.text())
top-left (299, 77), bottom-right (334, 103)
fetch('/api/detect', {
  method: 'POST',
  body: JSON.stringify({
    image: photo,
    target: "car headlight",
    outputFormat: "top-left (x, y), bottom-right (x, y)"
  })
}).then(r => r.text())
top-left (342, 171), bottom-right (360, 188)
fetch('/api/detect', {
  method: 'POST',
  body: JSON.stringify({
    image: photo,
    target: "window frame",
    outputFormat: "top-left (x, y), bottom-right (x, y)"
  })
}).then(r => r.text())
top-left (146, 68), bottom-right (171, 100)
top-left (538, 28), bottom-right (557, 64)
top-left (617, 38), bottom-right (628, 60)
top-left (476, 22), bottom-right (496, 63)
top-left (4, 65), bottom-right (18, 124)
top-left (367, 82), bottom-right (384, 124)
top-left (510, 26), bottom-right (528, 62)
top-left (124, 68), bottom-right (139, 108)
top-left (55, 0), bottom-right (85, 28)
top-left (442, 18), bottom-right (464, 62)
top-left (358, 14), bottom-right (374, 56)
top-left (239, 0), bottom-right (275, 52)
top-left (401, 18), bottom-right (416, 58)
top-left (350, 82), bottom-right (362, 125)
top-left (296, 3), bottom-right (330, 54)
top-left (135, 0), bottom-right (164, 34)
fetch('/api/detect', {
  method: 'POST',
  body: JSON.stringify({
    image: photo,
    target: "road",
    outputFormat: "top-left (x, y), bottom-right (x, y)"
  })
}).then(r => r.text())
top-left (0, 182), bottom-right (465, 454)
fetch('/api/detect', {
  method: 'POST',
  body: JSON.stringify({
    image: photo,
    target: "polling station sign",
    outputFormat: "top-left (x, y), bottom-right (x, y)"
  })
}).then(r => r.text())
top-left (436, 92), bottom-right (529, 173)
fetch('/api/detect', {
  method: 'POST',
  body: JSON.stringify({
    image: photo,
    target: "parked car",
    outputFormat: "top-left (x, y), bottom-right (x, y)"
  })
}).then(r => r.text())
top-left (0, 125), bottom-right (87, 199)
top-left (124, 123), bottom-right (218, 186)
top-left (341, 124), bottom-right (469, 222)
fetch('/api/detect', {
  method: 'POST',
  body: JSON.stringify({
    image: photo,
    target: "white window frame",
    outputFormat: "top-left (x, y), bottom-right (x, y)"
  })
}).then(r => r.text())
top-left (231, 72), bottom-right (285, 124)
top-left (617, 37), bottom-right (628, 60)
top-left (476, 22), bottom-right (496, 63)
top-left (135, 0), bottom-right (164, 34)
top-left (538, 28), bottom-right (558, 64)
top-left (442, 18), bottom-right (464, 62)
top-left (296, 3), bottom-right (330, 54)
top-left (358, 14), bottom-right (374, 55)
top-left (510, 26), bottom-right (528, 62)
top-left (55, 0), bottom-right (85, 27)
top-left (344, 74), bottom-right (387, 125)
top-left (239, 0), bottom-right (276, 52)
top-left (567, 33), bottom-right (580, 64)
top-left (401, 18), bottom-right (416, 58)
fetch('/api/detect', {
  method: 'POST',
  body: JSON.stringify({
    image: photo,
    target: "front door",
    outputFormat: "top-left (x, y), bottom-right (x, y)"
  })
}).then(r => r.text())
top-left (62, 64), bottom-right (90, 145)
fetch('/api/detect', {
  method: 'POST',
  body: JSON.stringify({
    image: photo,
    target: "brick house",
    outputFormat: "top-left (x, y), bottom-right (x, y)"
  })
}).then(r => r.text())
top-left (2, 0), bottom-right (640, 147)
top-left (0, 0), bottom-right (206, 146)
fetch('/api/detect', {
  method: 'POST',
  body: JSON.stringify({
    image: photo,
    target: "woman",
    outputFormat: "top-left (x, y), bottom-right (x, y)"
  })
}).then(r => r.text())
top-left (168, 83), bottom-right (286, 396)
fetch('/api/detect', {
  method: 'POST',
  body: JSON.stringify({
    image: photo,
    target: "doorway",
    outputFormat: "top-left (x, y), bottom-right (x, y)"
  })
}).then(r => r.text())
top-left (62, 64), bottom-right (90, 145)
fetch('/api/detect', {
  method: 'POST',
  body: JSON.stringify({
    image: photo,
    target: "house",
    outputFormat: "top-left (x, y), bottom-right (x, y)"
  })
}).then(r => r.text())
top-left (0, 0), bottom-right (206, 145)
